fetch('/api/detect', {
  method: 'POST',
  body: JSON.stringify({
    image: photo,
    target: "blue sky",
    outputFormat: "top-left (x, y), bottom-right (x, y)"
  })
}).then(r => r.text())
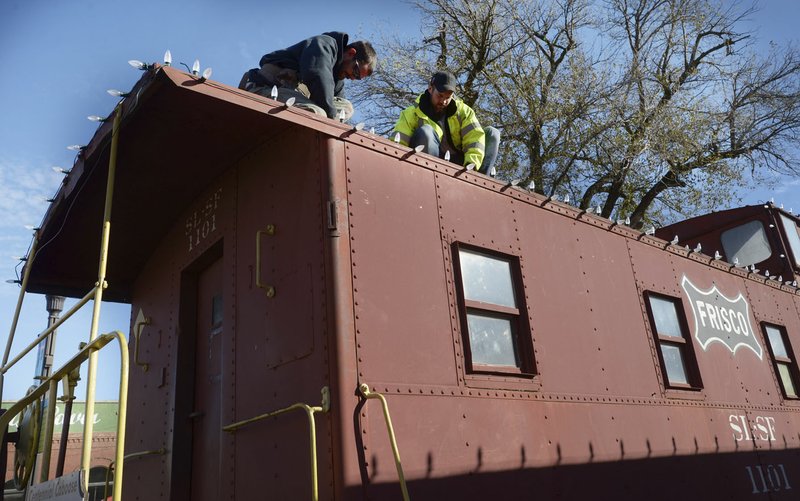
top-left (0, 0), bottom-right (798, 400)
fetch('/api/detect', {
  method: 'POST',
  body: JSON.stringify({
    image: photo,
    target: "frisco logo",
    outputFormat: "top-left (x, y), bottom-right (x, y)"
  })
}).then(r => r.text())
top-left (681, 276), bottom-right (762, 359)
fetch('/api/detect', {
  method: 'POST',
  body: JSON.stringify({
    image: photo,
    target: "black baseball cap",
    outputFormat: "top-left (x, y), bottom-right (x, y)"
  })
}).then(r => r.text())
top-left (430, 71), bottom-right (457, 92)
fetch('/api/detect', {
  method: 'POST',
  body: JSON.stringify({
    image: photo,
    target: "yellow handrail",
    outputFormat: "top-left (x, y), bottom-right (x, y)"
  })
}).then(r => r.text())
top-left (223, 386), bottom-right (330, 501)
top-left (0, 330), bottom-right (128, 499)
top-left (358, 383), bottom-right (410, 501)
top-left (0, 234), bottom-right (38, 403)
top-left (1, 286), bottom-right (97, 376)
top-left (82, 101), bottom-right (123, 488)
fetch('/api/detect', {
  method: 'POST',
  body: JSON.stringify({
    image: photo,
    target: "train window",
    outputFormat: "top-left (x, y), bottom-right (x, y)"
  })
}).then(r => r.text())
top-left (720, 220), bottom-right (771, 267)
top-left (779, 215), bottom-right (800, 268)
top-left (763, 324), bottom-right (800, 399)
top-left (454, 246), bottom-right (534, 375)
top-left (645, 293), bottom-right (702, 389)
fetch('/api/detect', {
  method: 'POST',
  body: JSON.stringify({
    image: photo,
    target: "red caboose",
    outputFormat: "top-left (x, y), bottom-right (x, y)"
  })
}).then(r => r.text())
top-left (6, 65), bottom-right (800, 500)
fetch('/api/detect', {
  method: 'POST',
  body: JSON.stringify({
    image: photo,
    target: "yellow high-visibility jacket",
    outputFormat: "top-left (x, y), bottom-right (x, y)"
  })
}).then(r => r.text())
top-left (392, 93), bottom-right (486, 167)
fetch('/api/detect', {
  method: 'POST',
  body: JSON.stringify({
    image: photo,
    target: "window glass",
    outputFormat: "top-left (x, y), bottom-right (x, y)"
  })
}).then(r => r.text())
top-left (466, 313), bottom-right (518, 367)
top-left (459, 249), bottom-right (516, 308)
top-left (660, 343), bottom-right (689, 385)
top-left (766, 325), bottom-right (789, 358)
top-left (649, 296), bottom-right (683, 338)
top-left (720, 220), bottom-right (771, 266)
top-left (780, 215), bottom-right (800, 268)
top-left (778, 364), bottom-right (798, 397)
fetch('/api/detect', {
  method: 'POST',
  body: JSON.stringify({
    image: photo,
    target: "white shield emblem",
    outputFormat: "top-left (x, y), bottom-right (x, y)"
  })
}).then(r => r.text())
top-left (680, 276), bottom-right (762, 360)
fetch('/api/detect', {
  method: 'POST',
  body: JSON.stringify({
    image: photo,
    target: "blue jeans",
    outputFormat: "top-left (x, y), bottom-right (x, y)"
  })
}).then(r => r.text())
top-left (410, 124), bottom-right (500, 174)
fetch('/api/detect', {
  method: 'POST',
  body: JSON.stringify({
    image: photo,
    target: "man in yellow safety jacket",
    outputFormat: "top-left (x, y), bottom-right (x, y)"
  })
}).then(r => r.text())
top-left (392, 71), bottom-right (500, 174)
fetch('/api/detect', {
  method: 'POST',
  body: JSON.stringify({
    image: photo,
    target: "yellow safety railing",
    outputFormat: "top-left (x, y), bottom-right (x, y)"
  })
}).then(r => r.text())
top-left (223, 386), bottom-right (330, 501)
top-left (0, 331), bottom-right (129, 499)
top-left (358, 383), bottom-right (410, 501)
top-left (0, 101), bottom-right (126, 496)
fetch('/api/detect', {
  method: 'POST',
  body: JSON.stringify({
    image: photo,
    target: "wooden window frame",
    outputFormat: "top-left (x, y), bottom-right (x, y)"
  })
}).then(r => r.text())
top-left (453, 243), bottom-right (535, 377)
top-left (644, 292), bottom-right (703, 391)
top-left (762, 323), bottom-right (800, 400)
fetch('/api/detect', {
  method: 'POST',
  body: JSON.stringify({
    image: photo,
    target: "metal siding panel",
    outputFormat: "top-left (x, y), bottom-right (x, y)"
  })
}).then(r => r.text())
top-left (347, 146), bottom-right (458, 387)
top-left (515, 206), bottom-right (659, 397)
top-left (232, 128), bottom-right (333, 500)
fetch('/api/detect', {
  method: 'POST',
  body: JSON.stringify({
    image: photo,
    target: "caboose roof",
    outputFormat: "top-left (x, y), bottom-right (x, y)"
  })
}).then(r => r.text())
top-left (655, 203), bottom-right (800, 242)
top-left (25, 65), bottom-right (357, 301)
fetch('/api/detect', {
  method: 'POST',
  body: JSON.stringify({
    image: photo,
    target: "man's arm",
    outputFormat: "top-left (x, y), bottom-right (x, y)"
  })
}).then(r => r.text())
top-left (460, 106), bottom-right (486, 168)
top-left (298, 35), bottom-right (339, 118)
top-left (391, 107), bottom-right (417, 147)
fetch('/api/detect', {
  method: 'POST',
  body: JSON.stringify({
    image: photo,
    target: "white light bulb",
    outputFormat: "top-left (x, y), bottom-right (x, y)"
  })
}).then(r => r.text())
top-left (87, 115), bottom-right (105, 122)
top-left (192, 59), bottom-right (200, 75)
top-left (394, 132), bottom-right (400, 143)
top-left (444, 151), bottom-right (450, 161)
top-left (128, 59), bottom-right (146, 70)
top-left (164, 50), bottom-right (172, 66)
top-left (67, 145), bottom-right (85, 151)
top-left (414, 145), bottom-right (425, 153)
top-left (271, 85), bottom-right (278, 100)
top-left (107, 89), bottom-right (128, 97)
top-left (201, 68), bottom-right (213, 80)
top-left (285, 97), bottom-right (296, 107)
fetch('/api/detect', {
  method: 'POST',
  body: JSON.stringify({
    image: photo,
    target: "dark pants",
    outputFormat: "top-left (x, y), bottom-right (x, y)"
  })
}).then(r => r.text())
top-left (410, 124), bottom-right (500, 174)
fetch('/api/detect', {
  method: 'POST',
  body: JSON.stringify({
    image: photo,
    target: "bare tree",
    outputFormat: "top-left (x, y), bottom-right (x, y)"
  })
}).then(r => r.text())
top-left (355, 0), bottom-right (800, 226)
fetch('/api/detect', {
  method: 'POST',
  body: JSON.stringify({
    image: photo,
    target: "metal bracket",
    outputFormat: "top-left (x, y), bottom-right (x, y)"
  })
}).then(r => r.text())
top-left (133, 309), bottom-right (151, 372)
top-left (256, 225), bottom-right (276, 298)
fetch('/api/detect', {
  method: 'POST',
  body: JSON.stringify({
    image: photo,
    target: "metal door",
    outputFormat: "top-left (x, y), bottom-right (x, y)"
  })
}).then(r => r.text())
top-left (190, 256), bottom-right (224, 500)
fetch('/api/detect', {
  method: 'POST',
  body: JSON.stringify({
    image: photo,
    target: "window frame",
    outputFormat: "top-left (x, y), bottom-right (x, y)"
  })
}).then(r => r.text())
top-left (761, 322), bottom-right (800, 400)
top-left (452, 243), bottom-right (535, 377)
top-left (719, 220), bottom-right (772, 268)
top-left (778, 214), bottom-right (800, 270)
top-left (644, 291), bottom-right (704, 391)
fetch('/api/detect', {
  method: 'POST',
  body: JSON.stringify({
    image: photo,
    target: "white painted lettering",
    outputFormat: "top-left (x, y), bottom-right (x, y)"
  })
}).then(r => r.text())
top-left (737, 311), bottom-right (749, 336)
top-left (765, 417), bottom-right (777, 442)
top-left (719, 307), bottom-right (732, 332)
top-left (754, 417), bottom-right (770, 441)
top-left (696, 300), bottom-right (708, 327)
top-left (707, 303), bottom-right (721, 330)
top-left (729, 413), bottom-right (777, 443)
top-left (729, 414), bottom-right (744, 441)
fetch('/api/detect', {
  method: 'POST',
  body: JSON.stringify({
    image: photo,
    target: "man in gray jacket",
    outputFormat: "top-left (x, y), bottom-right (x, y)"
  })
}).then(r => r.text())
top-left (240, 32), bottom-right (376, 120)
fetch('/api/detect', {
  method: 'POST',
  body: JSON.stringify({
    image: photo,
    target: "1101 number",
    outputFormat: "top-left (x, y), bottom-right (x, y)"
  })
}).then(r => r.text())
top-left (745, 464), bottom-right (791, 495)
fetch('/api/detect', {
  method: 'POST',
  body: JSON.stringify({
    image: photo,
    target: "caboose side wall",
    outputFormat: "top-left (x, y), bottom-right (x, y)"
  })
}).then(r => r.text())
top-left (340, 141), bottom-right (800, 499)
